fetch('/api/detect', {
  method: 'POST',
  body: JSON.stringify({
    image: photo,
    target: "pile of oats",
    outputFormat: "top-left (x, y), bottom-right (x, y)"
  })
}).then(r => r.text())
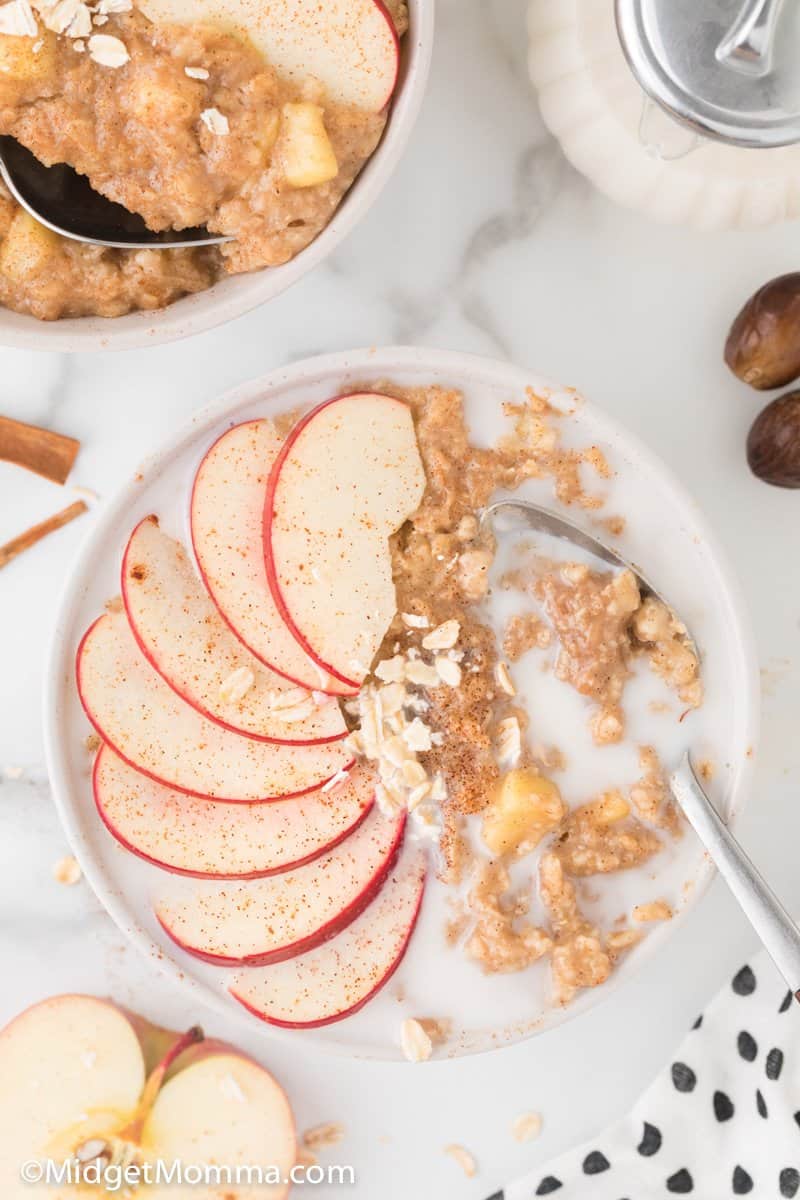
top-left (342, 618), bottom-right (469, 840)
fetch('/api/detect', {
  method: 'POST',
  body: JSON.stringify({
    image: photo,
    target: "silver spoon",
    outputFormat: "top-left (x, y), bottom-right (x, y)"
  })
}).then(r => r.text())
top-left (482, 498), bottom-right (800, 1003)
top-left (0, 136), bottom-right (228, 249)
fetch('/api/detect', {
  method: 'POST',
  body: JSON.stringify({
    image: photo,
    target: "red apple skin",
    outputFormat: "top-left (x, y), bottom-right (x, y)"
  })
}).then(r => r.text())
top-left (121, 516), bottom-right (347, 747)
top-left (190, 421), bottom-right (355, 699)
top-left (372, 0), bottom-right (401, 111)
top-left (75, 616), bottom-right (354, 804)
top-left (155, 814), bottom-right (406, 967)
top-left (92, 748), bottom-right (376, 881)
top-left (229, 873), bottom-right (426, 1029)
top-left (263, 392), bottom-right (413, 691)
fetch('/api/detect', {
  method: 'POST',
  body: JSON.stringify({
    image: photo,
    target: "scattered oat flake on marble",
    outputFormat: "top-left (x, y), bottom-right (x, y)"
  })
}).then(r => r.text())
top-left (88, 32), bottom-right (129, 66)
top-left (512, 1112), bottom-right (542, 1143)
top-left (53, 855), bottom-right (82, 885)
top-left (3, 765), bottom-right (24, 780)
top-left (0, 0), bottom-right (37, 37)
top-left (444, 1145), bottom-right (477, 1177)
top-left (303, 1122), bottom-right (345, 1151)
top-left (185, 65), bottom-right (209, 79)
top-left (400, 1017), bottom-right (432, 1062)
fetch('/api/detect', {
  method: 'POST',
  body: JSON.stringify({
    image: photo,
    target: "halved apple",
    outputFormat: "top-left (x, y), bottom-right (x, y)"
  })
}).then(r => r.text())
top-left (230, 850), bottom-right (426, 1027)
top-left (191, 420), bottom-right (354, 697)
top-left (0, 995), bottom-right (295, 1200)
top-left (264, 393), bottom-right (426, 690)
top-left (122, 516), bottom-right (347, 745)
top-left (76, 610), bottom-right (352, 802)
top-left (137, 0), bottom-right (400, 113)
top-left (156, 807), bottom-right (405, 965)
top-left (94, 745), bottom-right (375, 878)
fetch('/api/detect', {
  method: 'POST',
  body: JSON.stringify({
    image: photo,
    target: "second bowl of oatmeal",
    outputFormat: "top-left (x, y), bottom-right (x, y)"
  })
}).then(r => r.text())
top-left (44, 346), bottom-right (758, 1058)
top-left (0, 0), bottom-right (432, 351)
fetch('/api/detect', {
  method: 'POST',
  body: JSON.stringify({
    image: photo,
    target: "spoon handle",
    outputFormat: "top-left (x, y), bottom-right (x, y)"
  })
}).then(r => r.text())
top-left (670, 756), bottom-right (800, 1001)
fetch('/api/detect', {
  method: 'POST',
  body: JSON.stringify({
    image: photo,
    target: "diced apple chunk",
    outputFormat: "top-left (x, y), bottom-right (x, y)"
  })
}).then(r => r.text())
top-left (0, 210), bottom-right (60, 281)
top-left (280, 103), bottom-right (338, 188)
top-left (481, 769), bottom-right (566, 858)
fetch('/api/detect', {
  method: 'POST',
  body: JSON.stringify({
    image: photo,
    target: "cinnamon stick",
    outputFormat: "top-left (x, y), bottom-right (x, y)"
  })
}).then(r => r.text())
top-left (0, 415), bottom-right (80, 484)
top-left (0, 500), bottom-right (88, 570)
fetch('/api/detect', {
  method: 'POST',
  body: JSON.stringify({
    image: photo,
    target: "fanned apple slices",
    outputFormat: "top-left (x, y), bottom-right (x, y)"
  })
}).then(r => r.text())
top-left (191, 420), bottom-right (351, 696)
top-left (230, 850), bottom-right (426, 1028)
top-left (75, 392), bottom-right (430, 1029)
top-left (137, 0), bottom-right (400, 113)
top-left (155, 807), bottom-right (406, 965)
top-left (122, 516), bottom-right (346, 745)
top-left (94, 746), bottom-right (376, 879)
top-left (264, 393), bottom-right (427, 690)
top-left (77, 610), bottom-right (352, 801)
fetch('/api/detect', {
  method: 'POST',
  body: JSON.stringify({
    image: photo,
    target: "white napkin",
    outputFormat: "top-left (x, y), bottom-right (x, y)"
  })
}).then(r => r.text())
top-left (496, 952), bottom-right (798, 1199)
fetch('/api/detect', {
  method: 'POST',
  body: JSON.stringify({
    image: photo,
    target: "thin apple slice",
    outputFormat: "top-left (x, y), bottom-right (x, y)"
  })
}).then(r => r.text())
top-left (122, 516), bottom-right (346, 745)
top-left (264, 393), bottom-right (426, 689)
top-left (142, 1052), bottom-right (294, 1200)
top-left (191, 420), bottom-right (353, 697)
top-left (156, 807), bottom-right (405, 965)
top-left (230, 850), bottom-right (426, 1027)
top-left (137, 0), bottom-right (400, 113)
top-left (77, 610), bottom-right (352, 802)
top-left (94, 745), bottom-right (375, 878)
top-left (0, 995), bottom-right (145, 1198)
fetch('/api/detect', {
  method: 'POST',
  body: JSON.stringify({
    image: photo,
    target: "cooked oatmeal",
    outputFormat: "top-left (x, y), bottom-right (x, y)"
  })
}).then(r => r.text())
top-left (504, 560), bottom-right (702, 745)
top-left (0, 2), bottom-right (404, 319)
top-left (326, 382), bottom-right (701, 1010)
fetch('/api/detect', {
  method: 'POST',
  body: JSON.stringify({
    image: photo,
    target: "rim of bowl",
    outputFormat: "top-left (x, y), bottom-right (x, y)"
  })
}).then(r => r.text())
top-left (0, 2), bottom-right (434, 353)
top-left (42, 346), bottom-right (761, 1059)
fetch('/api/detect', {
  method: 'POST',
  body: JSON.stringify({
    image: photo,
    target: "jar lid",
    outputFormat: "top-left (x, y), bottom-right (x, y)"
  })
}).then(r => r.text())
top-left (615, 0), bottom-right (800, 148)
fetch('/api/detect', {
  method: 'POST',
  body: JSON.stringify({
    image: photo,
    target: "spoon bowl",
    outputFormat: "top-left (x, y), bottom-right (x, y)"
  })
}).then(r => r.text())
top-left (484, 495), bottom-right (800, 1001)
top-left (0, 136), bottom-right (229, 249)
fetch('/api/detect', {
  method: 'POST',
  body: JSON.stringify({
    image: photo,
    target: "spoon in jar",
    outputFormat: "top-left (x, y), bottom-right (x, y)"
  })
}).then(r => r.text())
top-left (0, 136), bottom-right (229, 249)
top-left (482, 498), bottom-right (800, 1003)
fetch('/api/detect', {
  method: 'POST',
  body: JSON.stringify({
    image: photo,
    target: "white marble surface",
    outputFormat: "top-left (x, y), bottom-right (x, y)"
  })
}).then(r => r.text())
top-left (2, 1), bottom-right (800, 1196)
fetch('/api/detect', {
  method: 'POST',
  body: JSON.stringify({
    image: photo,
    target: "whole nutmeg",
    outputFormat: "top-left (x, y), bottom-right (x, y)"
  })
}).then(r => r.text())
top-left (726, 273), bottom-right (800, 390)
top-left (747, 391), bottom-right (800, 487)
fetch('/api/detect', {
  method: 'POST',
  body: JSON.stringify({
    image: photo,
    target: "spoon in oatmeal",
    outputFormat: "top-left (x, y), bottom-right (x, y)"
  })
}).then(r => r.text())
top-left (483, 499), bottom-right (800, 1003)
top-left (0, 137), bottom-right (229, 249)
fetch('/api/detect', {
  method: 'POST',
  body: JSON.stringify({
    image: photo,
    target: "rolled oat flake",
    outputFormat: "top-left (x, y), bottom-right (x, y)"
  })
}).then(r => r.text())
top-left (616, 0), bottom-right (800, 148)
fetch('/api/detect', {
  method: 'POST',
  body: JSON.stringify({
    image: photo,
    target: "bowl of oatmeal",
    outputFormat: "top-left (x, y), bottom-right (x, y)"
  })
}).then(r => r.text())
top-left (44, 346), bottom-right (758, 1058)
top-left (0, 0), bottom-right (432, 350)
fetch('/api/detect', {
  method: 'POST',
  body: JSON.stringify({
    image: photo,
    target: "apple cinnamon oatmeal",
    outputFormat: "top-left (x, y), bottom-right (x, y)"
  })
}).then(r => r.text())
top-left (504, 559), bottom-right (702, 746)
top-left (342, 381), bottom-right (699, 1009)
top-left (0, 0), bottom-right (405, 319)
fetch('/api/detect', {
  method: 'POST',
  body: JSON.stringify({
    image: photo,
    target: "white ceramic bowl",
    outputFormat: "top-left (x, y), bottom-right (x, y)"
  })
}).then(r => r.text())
top-left (43, 347), bottom-right (759, 1059)
top-left (0, 4), bottom-right (433, 353)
